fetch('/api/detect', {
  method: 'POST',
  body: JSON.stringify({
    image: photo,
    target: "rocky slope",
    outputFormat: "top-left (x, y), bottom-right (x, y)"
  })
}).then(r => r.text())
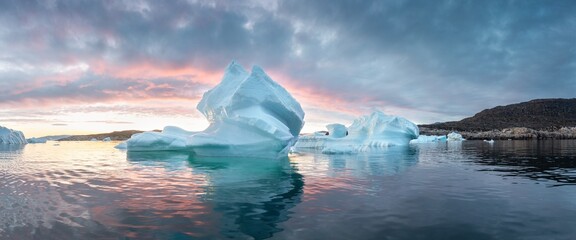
top-left (420, 99), bottom-right (576, 139)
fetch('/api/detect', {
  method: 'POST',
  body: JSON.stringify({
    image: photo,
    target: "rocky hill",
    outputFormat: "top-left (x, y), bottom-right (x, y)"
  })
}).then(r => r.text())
top-left (422, 99), bottom-right (576, 131)
top-left (420, 98), bottom-right (576, 139)
top-left (58, 130), bottom-right (150, 141)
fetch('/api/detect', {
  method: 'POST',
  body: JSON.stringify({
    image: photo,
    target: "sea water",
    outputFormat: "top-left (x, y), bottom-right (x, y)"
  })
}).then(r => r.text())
top-left (0, 140), bottom-right (575, 239)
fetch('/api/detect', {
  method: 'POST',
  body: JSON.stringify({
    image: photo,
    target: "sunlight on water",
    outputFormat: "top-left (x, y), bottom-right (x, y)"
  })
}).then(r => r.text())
top-left (1, 140), bottom-right (575, 239)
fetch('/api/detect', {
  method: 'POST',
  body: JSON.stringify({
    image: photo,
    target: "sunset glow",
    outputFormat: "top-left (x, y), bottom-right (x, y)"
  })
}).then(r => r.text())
top-left (1, 1), bottom-right (574, 137)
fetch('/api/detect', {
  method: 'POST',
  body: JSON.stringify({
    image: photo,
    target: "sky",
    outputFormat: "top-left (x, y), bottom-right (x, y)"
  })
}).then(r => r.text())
top-left (0, 0), bottom-right (575, 137)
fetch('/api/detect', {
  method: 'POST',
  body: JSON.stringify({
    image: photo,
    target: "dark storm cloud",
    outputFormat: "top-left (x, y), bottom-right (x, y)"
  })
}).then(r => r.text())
top-left (0, 0), bottom-right (574, 122)
top-left (0, 0), bottom-right (292, 69)
top-left (275, 0), bottom-right (576, 117)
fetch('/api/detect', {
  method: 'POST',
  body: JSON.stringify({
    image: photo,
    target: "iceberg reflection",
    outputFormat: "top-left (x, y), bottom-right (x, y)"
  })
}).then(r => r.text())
top-left (125, 152), bottom-right (304, 239)
top-left (188, 156), bottom-right (303, 239)
top-left (294, 145), bottom-right (420, 177)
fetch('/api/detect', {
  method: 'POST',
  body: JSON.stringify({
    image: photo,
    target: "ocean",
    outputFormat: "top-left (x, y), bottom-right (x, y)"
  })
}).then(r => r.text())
top-left (1, 140), bottom-right (575, 239)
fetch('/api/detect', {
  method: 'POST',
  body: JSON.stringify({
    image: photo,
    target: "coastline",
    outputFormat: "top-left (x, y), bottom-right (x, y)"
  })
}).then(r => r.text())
top-left (419, 127), bottom-right (576, 140)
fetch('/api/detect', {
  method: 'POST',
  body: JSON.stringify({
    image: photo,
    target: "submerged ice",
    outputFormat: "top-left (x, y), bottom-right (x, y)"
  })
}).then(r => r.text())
top-left (294, 111), bottom-right (419, 154)
top-left (0, 126), bottom-right (27, 144)
top-left (125, 61), bottom-right (305, 157)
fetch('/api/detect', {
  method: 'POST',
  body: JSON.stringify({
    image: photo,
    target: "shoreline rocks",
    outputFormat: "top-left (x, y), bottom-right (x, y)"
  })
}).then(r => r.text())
top-left (420, 127), bottom-right (576, 140)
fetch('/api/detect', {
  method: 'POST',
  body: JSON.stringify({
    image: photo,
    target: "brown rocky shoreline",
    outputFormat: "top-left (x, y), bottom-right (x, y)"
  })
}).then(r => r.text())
top-left (58, 130), bottom-right (150, 141)
top-left (420, 127), bottom-right (576, 140)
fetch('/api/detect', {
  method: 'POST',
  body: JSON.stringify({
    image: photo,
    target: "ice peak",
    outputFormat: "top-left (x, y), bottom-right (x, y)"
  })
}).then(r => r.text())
top-left (251, 65), bottom-right (265, 75)
top-left (126, 61), bottom-right (305, 158)
top-left (224, 60), bottom-right (248, 76)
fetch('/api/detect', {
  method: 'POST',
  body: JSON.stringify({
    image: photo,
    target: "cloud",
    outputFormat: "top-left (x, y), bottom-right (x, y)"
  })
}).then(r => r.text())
top-left (273, 0), bottom-right (576, 116)
top-left (0, 0), bottom-right (574, 125)
top-left (0, 71), bottom-right (209, 107)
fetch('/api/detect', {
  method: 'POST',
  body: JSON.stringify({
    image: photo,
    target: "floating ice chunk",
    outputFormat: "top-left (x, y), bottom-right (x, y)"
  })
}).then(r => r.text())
top-left (326, 123), bottom-right (347, 138)
top-left (410, 135), bottom-right (447, 143)
top-left (125, 61), bottom-right (305, 157)
top-left (294, 111), bottom-right (418, 154)
top-left (447, 132), bottom-right (465, 141)
top-left (90, 138), bottom-right (98, 141)
top-left (102, 137), bottom-right (111, 142)
top-left (114, 141), bottom-right (127, 149)
top-left (0, 126), bottom-right (27, 144)
top-left (27, 137), bottom-right (47, 144)
top-left (125, 126), bottom-right (191, 151)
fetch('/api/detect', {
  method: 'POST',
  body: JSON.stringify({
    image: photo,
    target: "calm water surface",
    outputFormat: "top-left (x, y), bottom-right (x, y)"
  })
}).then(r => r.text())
top-left (1, 140), bottom-right (575, 239)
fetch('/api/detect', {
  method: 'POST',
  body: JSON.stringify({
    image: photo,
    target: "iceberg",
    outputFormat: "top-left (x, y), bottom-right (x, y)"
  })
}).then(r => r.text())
top-left (0, 126), bottom-right (27, 144)
top-left (114, 141), bottom-right (127, 149)
top-left (294, 111), bottom-right (419, 154)
top-left (27, 137), bottom-right (48, 144)
top-left (125, 61), bottom-right (305, 157)
top-left (447, 132), bottom-right (465, 141)
top-left (326, 123), bottom-right (347, 138)
top-left (410, 135), bottom-right (447, 143)
top-left (483, 139), bottom-right (495, 144)
top-left (102, 137), bottom-right (111, 142)
top-left (125, 126), bottom-right (192, 151)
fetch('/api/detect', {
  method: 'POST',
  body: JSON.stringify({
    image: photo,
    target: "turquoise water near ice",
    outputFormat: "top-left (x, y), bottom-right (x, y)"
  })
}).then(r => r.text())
top-left (1, 140), bottom-right (575, 239)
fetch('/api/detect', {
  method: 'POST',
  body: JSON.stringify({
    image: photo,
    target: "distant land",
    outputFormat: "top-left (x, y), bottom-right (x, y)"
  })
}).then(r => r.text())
top-left (420, 98), bottom-right (576, 139)
top-left (58, 130), bottom-right (154, 141)
top-left (32, 135), bottom-right (71, 141)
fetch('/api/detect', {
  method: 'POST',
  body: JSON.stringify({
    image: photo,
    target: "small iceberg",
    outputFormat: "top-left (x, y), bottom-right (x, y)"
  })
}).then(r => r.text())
top-left (124, 126), bottom-right (192, 151)
top-left (0, 126), bottom-right (27, 144)
top-left (114, 141), bottom-right (127, 149)
top-left (294, 111), bottom-right (419, 154)
top-left (410, 135), bottom-right (447, 143)
top-left (102, 137), bottom-right (111, 142)
top-left (124, 61), bottom-right (305, 158)
top-left (27, 137), bottom-right (48, 144)
top-left (447, 132), bottom-right (465, 141)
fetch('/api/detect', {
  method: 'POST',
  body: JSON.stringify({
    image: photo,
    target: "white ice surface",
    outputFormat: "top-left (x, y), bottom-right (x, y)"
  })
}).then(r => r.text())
top-left (410, 135), bottom-right (447, 143)
top-left (294, 111), bottom-right (419, 154)
top-left (447, 132), bottom-right (465, 141)
top-left (125, 61), bottom-right (305, 157)
top-left (0, 126), bottom-right (27, 144)
top-left (27, 137), bottom-right (47, 144)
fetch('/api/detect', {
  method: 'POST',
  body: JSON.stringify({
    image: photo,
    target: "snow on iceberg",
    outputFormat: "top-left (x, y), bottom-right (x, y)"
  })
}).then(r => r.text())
top-left (0, 126), bottom-right (27, 144)
top-left (125, 61), bottom-right (305, 157)
top-left (294, 111), bottom-right (419, 154)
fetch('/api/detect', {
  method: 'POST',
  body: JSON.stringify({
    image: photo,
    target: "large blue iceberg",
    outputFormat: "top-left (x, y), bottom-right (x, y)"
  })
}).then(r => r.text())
top-left (294, 111), bottom-right (419, 154)
top-left (123, 61), bottom-right (305, 158)
top-left (0, 126), bottom-right (27, 144)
